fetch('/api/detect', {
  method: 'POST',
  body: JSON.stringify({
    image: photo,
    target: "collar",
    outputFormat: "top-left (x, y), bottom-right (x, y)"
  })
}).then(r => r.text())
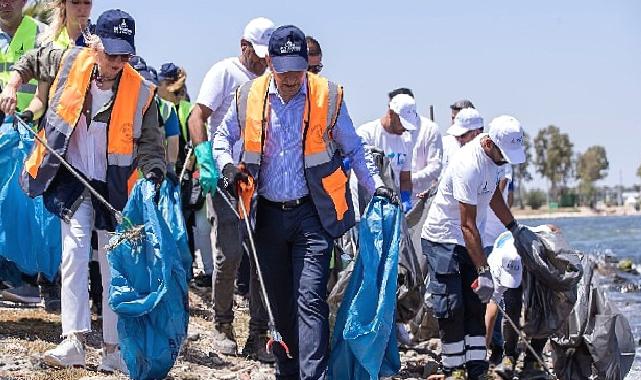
top-left (268, 73), bottom-right (308, 97)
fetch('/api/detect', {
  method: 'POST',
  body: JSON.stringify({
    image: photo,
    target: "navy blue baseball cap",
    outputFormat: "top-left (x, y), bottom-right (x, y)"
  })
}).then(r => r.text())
top-left (95, 9), bottom-right (135, 55)
top-left (268, 25), bottom-right (308, 73)
top-left (128, 55), bottom-right (146, 71)
top-left (140, 66), bottom-right (159, 85)
top-left (158, 63), bottom-right (179, 81)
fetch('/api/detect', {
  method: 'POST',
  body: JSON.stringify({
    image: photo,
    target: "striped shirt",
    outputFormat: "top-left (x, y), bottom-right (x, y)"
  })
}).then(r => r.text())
top-left (213, 77), bottom-right (383, 202)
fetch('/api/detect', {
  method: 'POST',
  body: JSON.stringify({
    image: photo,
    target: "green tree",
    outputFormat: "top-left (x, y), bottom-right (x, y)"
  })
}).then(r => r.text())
top-left (637, 164), bottom-right (641, 181)
top-left (513, 132), bottom-right (533, 209)
top-left (534, 125), bottom-right (574, 201)
top-left (576, 146), bottom-right (609, 206)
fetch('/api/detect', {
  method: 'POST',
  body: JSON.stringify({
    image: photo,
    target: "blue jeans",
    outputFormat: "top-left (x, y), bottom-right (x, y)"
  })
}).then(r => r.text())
top-left (254, 198), bottom-right (334, 380)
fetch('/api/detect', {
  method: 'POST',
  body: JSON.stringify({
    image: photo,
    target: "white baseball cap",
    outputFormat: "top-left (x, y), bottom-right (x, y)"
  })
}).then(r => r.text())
top-left (389, 94), bottom-right (419, 131)
top-left (489, 234), bottom-right (522, 288)
top-left (242, 17), bottom-right (275, 58)
top-left (447, 107), bottom-right (483, 137)
top-left (488, 115), bottom-right (526, 165)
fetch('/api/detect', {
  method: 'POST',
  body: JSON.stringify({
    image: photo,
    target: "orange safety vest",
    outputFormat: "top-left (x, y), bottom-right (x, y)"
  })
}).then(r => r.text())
top-left (236, 73), bottom-right (355, 238)
top-left (21, 46), bottom-right (155, 202)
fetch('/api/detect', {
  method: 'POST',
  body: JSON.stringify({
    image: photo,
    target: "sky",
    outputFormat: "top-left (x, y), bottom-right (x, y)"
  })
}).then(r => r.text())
top-left (92, 0), bottom-right (641, 188)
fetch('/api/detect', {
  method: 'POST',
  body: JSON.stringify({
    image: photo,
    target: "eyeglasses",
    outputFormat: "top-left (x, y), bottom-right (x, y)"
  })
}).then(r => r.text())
top-left (308, 64), bottom-right (323, 74)
top-left (105, 53), bottom-right (132, 63)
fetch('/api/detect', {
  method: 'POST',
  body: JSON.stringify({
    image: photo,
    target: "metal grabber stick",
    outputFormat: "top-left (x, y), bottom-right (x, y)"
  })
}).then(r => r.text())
top-left (217, 187), bottom-right (292, 358)
top-left (493, 297), bottom-right (555, 379)
top-left (13, 114), bottom-right (145, 249)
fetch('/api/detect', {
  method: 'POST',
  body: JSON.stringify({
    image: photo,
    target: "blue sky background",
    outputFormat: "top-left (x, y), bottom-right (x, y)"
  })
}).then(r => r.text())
top-left (92, 0), bottom-right (641, 188)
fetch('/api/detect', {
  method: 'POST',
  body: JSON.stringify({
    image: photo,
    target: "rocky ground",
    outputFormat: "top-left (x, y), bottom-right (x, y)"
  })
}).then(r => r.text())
top-left (0, 286), bottom-right (450, 380)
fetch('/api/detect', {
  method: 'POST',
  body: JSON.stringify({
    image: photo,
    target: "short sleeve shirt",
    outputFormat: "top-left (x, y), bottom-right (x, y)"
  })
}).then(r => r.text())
top-left (422, 134), bottom-right (500, 246)
top-left (357, 119), bottom-right (413, 189)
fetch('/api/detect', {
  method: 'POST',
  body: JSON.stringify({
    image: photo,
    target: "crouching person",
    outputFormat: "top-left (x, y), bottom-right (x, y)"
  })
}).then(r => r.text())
top-left (0, 9), bottom-right (165, 374)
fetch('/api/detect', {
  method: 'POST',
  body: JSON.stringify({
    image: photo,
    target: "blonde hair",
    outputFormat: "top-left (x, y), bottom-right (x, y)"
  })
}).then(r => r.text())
top-left (41, 0), bottom-right (66, 45)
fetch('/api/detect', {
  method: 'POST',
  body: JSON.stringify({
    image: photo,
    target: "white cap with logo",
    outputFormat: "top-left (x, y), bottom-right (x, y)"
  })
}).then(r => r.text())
top-left (389, 94), bottom-right (419, 131)
top-left (447, 107), bottom-right (483, 137)
top-left (488, 115), bottom-right (526, 164)
top-left (489, 234), bottom-right (523, 288)
top-left (243, 17), bottom-right (276, 58)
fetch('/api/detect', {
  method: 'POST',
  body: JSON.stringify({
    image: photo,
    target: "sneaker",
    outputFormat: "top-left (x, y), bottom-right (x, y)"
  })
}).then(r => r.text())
top-left (494, 356), bottom-right (515, 380)
top-left (39, 284), bottom-right (61, 314)
top-left (234, 294), bottom-right (249, 310)
top-left (1, 284), bottom-right (41, 304)
top-left (519, 361), bottom-right (549, 379)
top-left (193, 273), bottom-right (212, 288)
top-left (98, 347), bottom-right (129, 375)
top-left (43, 334), bottom-right (86, 368)
top-left (213, 323), bottom-right (238, 355)
top-left (241, 332), bottom-right (276, 363)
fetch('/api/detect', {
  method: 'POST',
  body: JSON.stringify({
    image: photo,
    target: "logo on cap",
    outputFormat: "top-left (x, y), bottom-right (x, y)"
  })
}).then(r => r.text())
top-left (280, 40), bottom-right (301, 54)
top-left (114, 19), bottom-right (133, 36)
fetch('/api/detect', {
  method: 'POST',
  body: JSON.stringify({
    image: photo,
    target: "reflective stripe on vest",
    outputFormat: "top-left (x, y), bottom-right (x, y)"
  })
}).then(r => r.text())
top-left (238, 73), bottom-right (343, 167)
top-left (24, 47), bottom-right (155, 179)
top-left (236, 73), bottom-right (353, 232)
top-left (0, 16), bottom-right (39, 110)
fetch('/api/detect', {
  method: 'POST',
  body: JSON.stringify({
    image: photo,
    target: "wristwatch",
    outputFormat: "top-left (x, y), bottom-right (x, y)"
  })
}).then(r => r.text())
top-left (477, 264), bottom-right (491, 275)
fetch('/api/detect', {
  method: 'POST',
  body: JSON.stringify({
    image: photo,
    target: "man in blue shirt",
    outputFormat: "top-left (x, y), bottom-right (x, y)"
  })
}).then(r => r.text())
top-left (213, 25), bottom-right (397, 380)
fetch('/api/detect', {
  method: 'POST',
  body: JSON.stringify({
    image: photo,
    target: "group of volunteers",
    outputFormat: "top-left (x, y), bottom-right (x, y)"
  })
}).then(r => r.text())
top-left (0, 1), bottom-right (560, 380)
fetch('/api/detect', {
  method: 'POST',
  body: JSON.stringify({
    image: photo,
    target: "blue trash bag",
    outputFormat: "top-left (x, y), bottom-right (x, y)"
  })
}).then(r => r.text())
top-left (108, 180), bottom-right (189, 380)
top-left (0, 122), bottom-right (61, 281)
top-left (328, 196), bottom-right (402, 380)
top-left (158, 179), bottom-right (192, 281)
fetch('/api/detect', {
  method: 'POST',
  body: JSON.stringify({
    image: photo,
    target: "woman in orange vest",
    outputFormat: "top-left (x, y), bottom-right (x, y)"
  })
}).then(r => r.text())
top-left (0, 9), bottom-right (165, 374)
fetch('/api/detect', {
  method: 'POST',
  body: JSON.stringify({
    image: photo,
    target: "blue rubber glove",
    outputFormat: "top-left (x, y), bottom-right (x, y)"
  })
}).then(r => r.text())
top-left (193, 141), bottom-right (219, 195)
top-left (401, 191), bottom-right (412, 213)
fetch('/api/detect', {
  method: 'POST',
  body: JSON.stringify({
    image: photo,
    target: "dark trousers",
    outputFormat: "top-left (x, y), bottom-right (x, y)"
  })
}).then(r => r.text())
top-left (423, 240), bottom-right (488, 380)
top-left (255, 198), bottom-right (333, 380)
top-left (502, 286), bottom-right (546, 363)
top-left (212, 188), bottom-right (267, 333)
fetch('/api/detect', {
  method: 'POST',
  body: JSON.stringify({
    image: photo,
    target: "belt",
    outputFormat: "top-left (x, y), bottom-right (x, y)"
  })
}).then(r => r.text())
top-left (260, 195), bottom-right (310, 210)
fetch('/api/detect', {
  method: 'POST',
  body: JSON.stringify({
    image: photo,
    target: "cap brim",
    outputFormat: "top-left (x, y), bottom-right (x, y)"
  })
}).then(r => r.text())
top-left (253, 44), bottom-right (269, 58)
top-left (447, 124), bottom-right (470, 137)
top-left (499, 145), bottom-right (526, 165)
top-left (271, 55), bottom-right (308, 73)
top-left (399, 115), bottom-right (418, 131)
top-left (101, 37), bottom-right (135, 55)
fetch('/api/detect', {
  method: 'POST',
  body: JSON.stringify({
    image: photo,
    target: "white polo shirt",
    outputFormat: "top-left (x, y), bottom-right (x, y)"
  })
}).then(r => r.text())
top-left (422, 133), bottom-right (500, 246)
top-left (357, 119), bottom-right (413, 189)
top-left (196, 57), bottom-right (256, 162)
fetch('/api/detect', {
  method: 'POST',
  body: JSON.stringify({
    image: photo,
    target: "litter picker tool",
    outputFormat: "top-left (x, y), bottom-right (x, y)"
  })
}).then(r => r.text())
top-left (217, 186), bottom-right (292, 358)
top-left (12, 114), bottom-right (146, 250)
top-left (494, 297), bottom-right (556, 379)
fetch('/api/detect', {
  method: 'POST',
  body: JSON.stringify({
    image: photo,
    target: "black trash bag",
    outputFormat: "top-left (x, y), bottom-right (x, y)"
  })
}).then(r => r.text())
top-left (551, 256), bottom-right (636, 380)
top-left (512, 227), bottom-right (583, 339)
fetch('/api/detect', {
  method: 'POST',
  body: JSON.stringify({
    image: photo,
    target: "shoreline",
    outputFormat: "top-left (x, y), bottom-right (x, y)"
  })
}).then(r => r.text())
top-left (513, 206), bottom-right (641, 220)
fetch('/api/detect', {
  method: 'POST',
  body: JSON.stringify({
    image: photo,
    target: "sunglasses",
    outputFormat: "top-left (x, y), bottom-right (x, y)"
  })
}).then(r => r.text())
top-left (105, 53), bottom-right (132, 63)
top-left (308, 64), bottom-right (323, 74)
